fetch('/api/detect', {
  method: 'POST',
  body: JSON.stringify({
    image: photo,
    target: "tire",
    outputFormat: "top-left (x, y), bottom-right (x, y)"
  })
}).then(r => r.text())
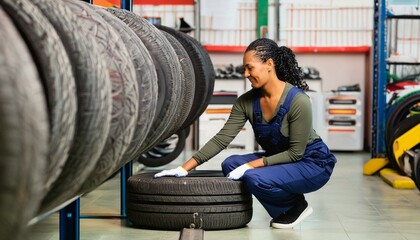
top-left (1, 0), bottom-right (77, 194)
top-left (93, 7), bottom-right (158, 164)
top-left (387, 115), bottom-right (420, 172)
top-left (155, 25), bottom-right (215, 129)
top-left (126, 171), bottom-right (253, 230)
top-left (0, 8), bottom-right (49, 240)
top-left (27, 1), bottom-right (112, 214)
top-left (159, 31), bottom-right (195, 137)
top-left (385, 91), bottom-right (420, 169)
top-left (138, 128), bottom-right (188, 167)
top-left (386, 91), bottom-right (420, 143)
top-left (190, 36), bottom-right (216, 122)
top-left (107, 8), bottom-right (182, 152)
top-left (43, 0), bottom-right (143, 212)
top-left (81, 7), bottom-right (155, 192)
top-left (62, 1), bottom-right (138, 196)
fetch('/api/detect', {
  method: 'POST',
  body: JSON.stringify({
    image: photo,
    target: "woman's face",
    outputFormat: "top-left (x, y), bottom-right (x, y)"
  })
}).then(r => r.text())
top-left (243, 50), bottom-right (272, 89)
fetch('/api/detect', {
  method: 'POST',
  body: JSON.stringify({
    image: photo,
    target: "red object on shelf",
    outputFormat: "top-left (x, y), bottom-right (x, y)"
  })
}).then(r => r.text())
top-left (387, 81), bottom-right (420, 92)
top-left (204, 45), bottom-right (371, 53)
top-left (292, 46), bottom-right (370, 53)
top-left (204, 45), bottom-right (248, 53)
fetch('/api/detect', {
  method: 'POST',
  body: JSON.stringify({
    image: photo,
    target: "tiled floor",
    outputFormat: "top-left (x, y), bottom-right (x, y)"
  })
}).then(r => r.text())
top-left (29, 150), bottom-right (420, 240)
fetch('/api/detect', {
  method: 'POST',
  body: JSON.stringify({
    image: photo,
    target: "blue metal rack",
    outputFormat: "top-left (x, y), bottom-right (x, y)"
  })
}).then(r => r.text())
top-left (371, 0), bottom-right (388, 158)
top-left (59, 1), bottom-right (133, 240)
top-left (371, 0), bottom-right (420, 158)
top-left (59, 162), bottom-right (132, 240)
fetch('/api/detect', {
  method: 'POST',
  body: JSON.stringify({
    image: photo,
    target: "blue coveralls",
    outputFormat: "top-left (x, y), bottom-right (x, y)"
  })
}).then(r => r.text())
top-left (221, 87), bottom-right (336, 218)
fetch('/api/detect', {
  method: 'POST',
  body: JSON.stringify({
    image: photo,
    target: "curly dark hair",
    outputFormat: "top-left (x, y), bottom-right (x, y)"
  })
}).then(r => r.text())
top-left (245, 38), bottom-right (308, 91)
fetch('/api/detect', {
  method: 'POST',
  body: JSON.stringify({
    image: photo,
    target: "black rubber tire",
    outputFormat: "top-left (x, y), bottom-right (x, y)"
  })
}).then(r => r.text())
top-left (27, 1), bottom-right (112, 212)
top-left (92, 7), bottom-right (158, 163)
top-left (43, 0), bottom-right (143, 212)
top-left (0, 8), bottom-right (49, 240)
top-left (190, 36), bottom-right (216, 123)
top-left (127, 211), bottom-right (253, 231)
top-left (155, 25), bottom-right (215, 129)
top-left (386, 91), bottom-right (420, 144)
top-left (387, 115), bottom-right (420, 172)
top-left (77, 7), bottom-right (153, 192)
top-left (385, 91), bottom-right (420, 169)
top-left (128, 171), bottom-right (248, 195)
top-left (1, 0), bottom-right (77, 193)
top-left (107, 8), bottom-right (182, 152)
top-left (126, 171), bottom-right (253, 230)
top-left (63, 0), bottom-right (138, 195)
top-left (137, 128), bottom-right (188, 167)
top-left (159, 31), bottom-right (195, 137)
top-left (128, 193), bottom-right (250, 204)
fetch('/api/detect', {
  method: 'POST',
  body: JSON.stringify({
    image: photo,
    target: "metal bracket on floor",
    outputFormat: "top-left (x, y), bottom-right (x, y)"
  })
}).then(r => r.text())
top-left (59, 161), bottom-right (133, 240)
top-left (179, 213), bottom-right (205, 240)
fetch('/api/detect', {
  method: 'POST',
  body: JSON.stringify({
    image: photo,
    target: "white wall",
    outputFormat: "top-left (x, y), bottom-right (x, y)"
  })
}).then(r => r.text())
top-left (209, 52), bottom-right (368, 92)
top-left (296, 53), bottom-right (367, 92)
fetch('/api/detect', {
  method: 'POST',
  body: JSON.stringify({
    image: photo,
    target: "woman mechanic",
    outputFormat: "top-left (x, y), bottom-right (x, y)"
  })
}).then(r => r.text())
top-left (154, 38), bottom-right (337, 229)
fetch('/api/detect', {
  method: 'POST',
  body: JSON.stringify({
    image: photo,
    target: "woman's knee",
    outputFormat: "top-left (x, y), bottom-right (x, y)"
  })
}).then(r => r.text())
top-left (242, 171), bottom-right (261, 193)
top-left (221, 155), bottom-right (241, 175)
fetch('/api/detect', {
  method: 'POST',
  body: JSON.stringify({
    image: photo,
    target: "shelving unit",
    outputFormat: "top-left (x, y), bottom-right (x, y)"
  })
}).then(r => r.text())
top-left (371, 0), bottom-right (388, 158)
top-left (371, 0), bottom-right (420, 158)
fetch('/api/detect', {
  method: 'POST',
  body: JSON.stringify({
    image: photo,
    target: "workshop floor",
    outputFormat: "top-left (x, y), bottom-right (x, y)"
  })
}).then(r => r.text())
top-left (30, 150), bottom-right (420, 240)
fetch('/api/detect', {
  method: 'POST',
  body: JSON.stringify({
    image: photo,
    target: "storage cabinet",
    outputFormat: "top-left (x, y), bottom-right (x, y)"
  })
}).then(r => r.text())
top-left (323, 91), bottom-right (364, 151)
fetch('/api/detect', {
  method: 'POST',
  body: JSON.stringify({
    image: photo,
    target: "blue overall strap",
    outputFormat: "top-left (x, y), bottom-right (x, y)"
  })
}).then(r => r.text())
top-left (252, 90), bottom-right (263, 123)
top-left (276, 87), bottom-right (303, 122)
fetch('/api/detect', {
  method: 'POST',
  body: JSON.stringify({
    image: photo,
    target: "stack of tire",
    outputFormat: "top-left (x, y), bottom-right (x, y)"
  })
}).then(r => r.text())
top-left (385, 90), bottom-right (420, 189)
top-left (0, 0), bottom-right (214, 239)
top-left (126, 171), bottom-right (253, 230)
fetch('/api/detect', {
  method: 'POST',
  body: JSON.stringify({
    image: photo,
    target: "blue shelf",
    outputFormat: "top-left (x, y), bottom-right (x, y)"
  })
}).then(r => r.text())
top-left (371, 0), bottom-right (388, 157)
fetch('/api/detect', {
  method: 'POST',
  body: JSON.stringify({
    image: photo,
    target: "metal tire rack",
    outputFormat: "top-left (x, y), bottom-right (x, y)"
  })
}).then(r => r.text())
top-left (371, 0), bottom-right (420, 158)
top-left (58, 1), bottom-right (133, 240)
top-left (371, 0), bottom-right (388, 158)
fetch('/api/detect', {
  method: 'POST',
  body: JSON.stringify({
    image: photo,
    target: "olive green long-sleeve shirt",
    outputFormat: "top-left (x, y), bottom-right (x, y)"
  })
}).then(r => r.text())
top-left (193, 83), bottom-right (320, 166)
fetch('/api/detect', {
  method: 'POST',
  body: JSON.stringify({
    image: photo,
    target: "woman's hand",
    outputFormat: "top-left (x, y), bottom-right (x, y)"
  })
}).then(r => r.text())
top-left (227, 158), bottom-right (264, 180)
top-left (154, 166), bottom-right (188, 178)
top-left (153, 157), bottom-right (199, 178)
top-left (227, 163), bottom-right (253, 180)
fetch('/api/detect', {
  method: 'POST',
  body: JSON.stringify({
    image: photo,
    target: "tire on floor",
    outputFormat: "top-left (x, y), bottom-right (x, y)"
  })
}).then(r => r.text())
top-left (126, 171), bottom-right (253, 230)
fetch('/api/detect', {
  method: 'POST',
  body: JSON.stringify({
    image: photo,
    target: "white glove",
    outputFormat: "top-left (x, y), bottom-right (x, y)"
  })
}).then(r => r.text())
top-left (154, 166), bottom-right (188, 178)
top-left (227, 164), bottom-right (253, 180)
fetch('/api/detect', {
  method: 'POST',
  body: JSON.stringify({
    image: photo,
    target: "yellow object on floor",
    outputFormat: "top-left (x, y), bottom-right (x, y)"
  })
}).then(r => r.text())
top-left (379, 168), bottom-right (415, 189)
top-left (363, 158), bottom-right (389, 175)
